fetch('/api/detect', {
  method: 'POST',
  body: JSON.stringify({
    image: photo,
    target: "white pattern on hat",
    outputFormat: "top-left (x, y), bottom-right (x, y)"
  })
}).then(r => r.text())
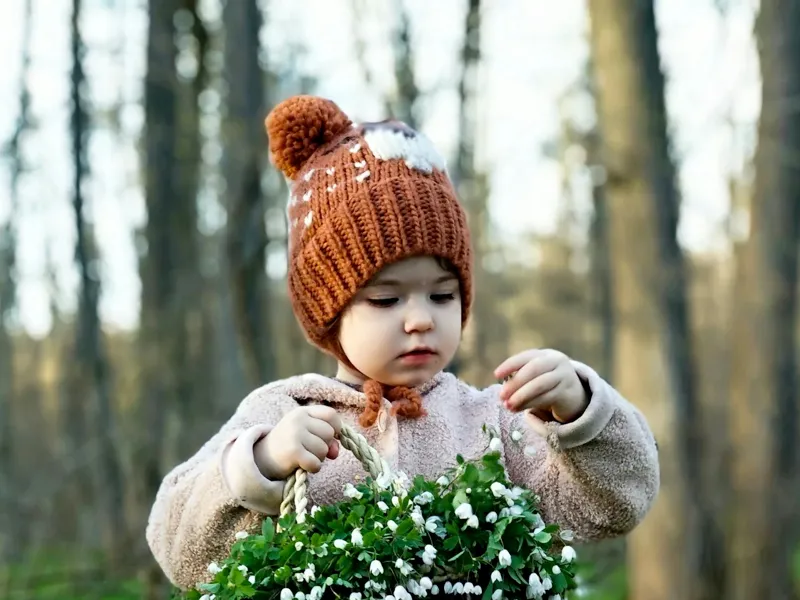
top-left (363, 126), bottom-right (446, 174)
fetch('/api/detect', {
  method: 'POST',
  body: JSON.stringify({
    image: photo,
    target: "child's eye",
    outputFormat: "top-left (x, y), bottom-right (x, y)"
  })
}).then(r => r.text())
top-left (367, 298), bottom-right (398, 307)
top-left (431, 293), bottom-right (455, 303)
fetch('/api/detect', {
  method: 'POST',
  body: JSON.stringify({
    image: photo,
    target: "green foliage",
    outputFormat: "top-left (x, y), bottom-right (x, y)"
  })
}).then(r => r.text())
top-left (178, 426), bottom-right (579, 599)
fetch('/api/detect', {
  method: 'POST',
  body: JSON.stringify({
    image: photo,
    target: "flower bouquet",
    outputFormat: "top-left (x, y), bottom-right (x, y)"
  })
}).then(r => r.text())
top-left (179, 424), bottom-right (579, 600)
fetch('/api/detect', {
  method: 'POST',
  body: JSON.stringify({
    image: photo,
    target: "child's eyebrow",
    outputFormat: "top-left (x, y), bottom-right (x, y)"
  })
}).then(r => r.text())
top-left (368, 274), bottom-right (457, 287)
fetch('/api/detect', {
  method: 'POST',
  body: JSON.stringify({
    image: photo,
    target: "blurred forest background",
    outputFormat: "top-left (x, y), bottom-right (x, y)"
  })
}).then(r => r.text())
top-left (1, 0), bottom-right (799, 598)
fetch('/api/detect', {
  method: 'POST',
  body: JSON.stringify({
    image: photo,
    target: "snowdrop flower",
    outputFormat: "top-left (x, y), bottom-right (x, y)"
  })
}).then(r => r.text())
top-left (280, 590), bottom-right (293, 600)
top-left (248, 575), bottom-right (256, 584)
top-left (490, 482), bottom-right (507, 498)
top-left (376, 471), bottom-right (393, 490)
top-left (235, 531), bottom-right (249, 540)
top-left (425, 516), bottom-right (440, 532)
top-left (511, 429), bottom-right (523, 441)
top-left (492, 590), bottom-right (503, 600)
top-left (394, 585), bottom-right (412, 600)
top-left (466, 514), bottom-right (479, 528)
top-left (295, 541), bottom-right (304, 551)
top-left (452, 582), bottom-right (464, 594)
top-left (473, 585), bottom-right (483, 595)
top-left (489, 437), bottom-right (502, 452)
top-left (370, 560), bottom-right (384, 576)
top-left (310, 589), bottom-right (323, 600)
top-left (431, 584), bottom-right (439, 595)
top-left (392, 495), bottom-right (401, 507)
top-left (436, 475), bottom-right (449, 486)
top-left (344, 483), bottom-right (363, 499)
top-left (351, 528), bottom-right (363, 546)
top-left (350, 594), bottom-right (362, 600)
top-left (411, 507), bottom-right (425, 528)
top-left (420, 577), bottom-right (433, 590)
top-left (553, 566), bottom-right (562, 575)
top-left (498, 549), bottom-right (512, 567)
top-left (491, 570), bottom-right (502, 583)
top-left (377, 501), bottom-right (389, 512)
top-left (333, 539), bottom-right (347, 550)
top-left (526, 573), bottom-right (545, 598)
top-left (486, 511), bottom-right (498, 523)
top-left (414, 491), bottom-right (434, 505)
top-left (510, 505), bottom-right (523, 516)
top-left (295, 594), bottom-right (306, 600)
top-left (444, 582), bottom-right (453, 593)
top-left (310, 505), bottom-right (321, 516)
top-left (422, 544), bottom-right (437, 565)
top-left (237, 565), bottom-right (248, 574)
top-left (207, 562), bottom-right (222, 574)
top-left (387, 520), bottom-right (398, 531)
top-left (542, 576), bottom-right (553, 590)
top-left (454, 502), bottom-right (473, 519)
top-left (560, 529), bottom-right (574, 541)
top-left (396, 558), bottom-right (412, 575)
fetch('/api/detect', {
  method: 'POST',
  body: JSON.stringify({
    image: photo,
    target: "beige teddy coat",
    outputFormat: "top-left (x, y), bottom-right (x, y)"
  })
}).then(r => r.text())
top-left (146, 361), bottom-right (659, 590)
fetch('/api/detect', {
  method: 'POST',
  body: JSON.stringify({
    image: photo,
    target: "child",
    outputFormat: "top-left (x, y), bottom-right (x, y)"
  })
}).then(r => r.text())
top-left (146, 95), bottom-right (660, 591)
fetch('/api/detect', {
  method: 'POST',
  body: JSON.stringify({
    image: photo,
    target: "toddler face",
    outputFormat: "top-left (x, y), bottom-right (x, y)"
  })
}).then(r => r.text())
top-left (336, 256), bottom-right (462, 387)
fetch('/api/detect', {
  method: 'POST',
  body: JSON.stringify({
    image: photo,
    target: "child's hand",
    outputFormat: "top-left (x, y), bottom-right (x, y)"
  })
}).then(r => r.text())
top-left (255, 406), bottom-right (343, 480)
top-left (494, 349), bottom-right (589, 423)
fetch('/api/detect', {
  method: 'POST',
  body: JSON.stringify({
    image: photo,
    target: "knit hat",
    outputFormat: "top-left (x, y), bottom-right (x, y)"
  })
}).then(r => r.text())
top-left (265, 95), bottom-right (473, 426)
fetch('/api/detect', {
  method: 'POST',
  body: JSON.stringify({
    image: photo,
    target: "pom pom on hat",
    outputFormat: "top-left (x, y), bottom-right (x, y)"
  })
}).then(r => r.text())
top-left (265, 95), bottom-right (353, 179)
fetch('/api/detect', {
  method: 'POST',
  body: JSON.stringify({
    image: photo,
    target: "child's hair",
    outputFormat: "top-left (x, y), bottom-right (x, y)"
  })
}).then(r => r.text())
top-left (265, 95), bottom-right (473, 426)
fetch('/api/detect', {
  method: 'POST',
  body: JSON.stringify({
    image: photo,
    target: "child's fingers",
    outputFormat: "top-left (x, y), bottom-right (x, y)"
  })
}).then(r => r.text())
top-left (505, 371), bottom-right (561, 412)
top-left (494, 349), bottom-right (538, 380)
top-left (305, 405), bottom-right (343, 434)
top-left (499, 353), bottom-right (559, 400)
top-left (296, 450), bottom-right (323, 474)
top-left (301, 432), bottom-right (330, 461)
top-left (306, 417), bottom-right (336, 443)
top-left (326, 440), bottom-right (340, 460)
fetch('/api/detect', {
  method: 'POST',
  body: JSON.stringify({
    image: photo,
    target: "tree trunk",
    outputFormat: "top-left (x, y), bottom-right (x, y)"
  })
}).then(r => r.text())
top-left (728, 2), bottom-right (800, 598)
top-left (141, 0), bottom-right (181, 596)
top-left (222, 0), bottom-right (275, 388)
top-left (69, 0), bottom-right (126, 562)
top-left (587, 1), bottom-right (722, 598)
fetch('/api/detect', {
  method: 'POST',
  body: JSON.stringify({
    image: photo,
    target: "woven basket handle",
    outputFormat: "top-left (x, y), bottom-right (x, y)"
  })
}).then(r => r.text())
top-left (279, 423), bottom-right (387, 520)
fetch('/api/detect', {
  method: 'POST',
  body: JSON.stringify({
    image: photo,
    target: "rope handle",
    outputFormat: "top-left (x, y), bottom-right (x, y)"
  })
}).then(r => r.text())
top-left (279, 423), bottom-right (387, 520)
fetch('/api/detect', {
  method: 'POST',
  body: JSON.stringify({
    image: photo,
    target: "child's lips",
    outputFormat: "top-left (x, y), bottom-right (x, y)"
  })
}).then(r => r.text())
top-left (397, 348), bottom-right (438, 364)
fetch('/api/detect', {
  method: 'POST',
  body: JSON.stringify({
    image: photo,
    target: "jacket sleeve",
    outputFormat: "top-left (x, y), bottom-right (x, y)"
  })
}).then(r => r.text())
top-left (497, 360), bottom-right (660, 542)
top-left (145, 386), bottom-right (299, 591)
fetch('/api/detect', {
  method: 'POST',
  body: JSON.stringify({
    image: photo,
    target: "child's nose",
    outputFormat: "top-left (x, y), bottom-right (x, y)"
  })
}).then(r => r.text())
top-left (404, 303), bottom-right (434, 333)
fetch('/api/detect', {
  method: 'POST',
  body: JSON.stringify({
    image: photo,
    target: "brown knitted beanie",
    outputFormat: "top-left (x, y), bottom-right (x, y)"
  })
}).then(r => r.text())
top-left (265, 95), bottom-right (473, 426)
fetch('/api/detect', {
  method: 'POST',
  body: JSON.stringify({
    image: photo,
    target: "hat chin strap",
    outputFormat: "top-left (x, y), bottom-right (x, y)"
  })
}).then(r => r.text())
top-left (323, 337), bottom-right (427, 428)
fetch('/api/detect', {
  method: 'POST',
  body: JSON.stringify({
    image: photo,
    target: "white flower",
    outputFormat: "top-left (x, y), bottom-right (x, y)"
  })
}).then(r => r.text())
top-left (374, 521), bottom-right (384, 529)
top-left (466, 488), bottom-right (472, 494)
top-left (490, 482), bottom-right (507, 498)
top-left (377, 501), bottom-right (390, 512)
top-left (561, 545), bottom-right (577, 564)
top-left (394, 585), bottom-right (412, 600)
top-left (411, 507), bottom-right (425, 528)
top-left (392, 495), bottom-right (401, 507)
top-left (396, 558), bottom-right (413, 575)
top-left (237, 565), bottom-right (248, 574)
top-left (526, 573), bottom-right (545, 598)
top-left (454, 503), bottom-right (473, 519)
top-left (473, 586), bottom-right (483, 595)
top-left (248, 575), bottom-right (256, 584)
top-left (486, 511), bottom-right (498, 523)
top-left (370, 560), bottom-right (384, 576)
top-left (235, 531), bottom-right (249, 540)
top-left (295, 594), bottom-right (306, 600)
top-left (436, 475), bottom-right (449, 486)
top-left (376, 471), bottom-right (393, 490)
top-left (344, 483), bottom-right (363, 499)
top-left (295, 541), bottom-right (304, 551)
top-left (351, 528), bottom-right (363, 546)
top-left (452, 582), bottom-right (464, 594)
top-left (466, 515), bottom-right (479, 528)
top-left (444, 582), bottom-right (453, 593)
top-left (311, 506), bottom-right (321, 516)
top-left (491, 570), bottom-right (502, 583)
top-left (309, 589), bottom-right (323, 600)
top-left (464, 582), bottom-right (474, 594)
top-left (425, 516), bottom-right (440, 532)
top-left (414, 491), bottom-right (434, 505)
top-left (207, 562), bottom-right (222, 574)
top-left (333, 539), bottom-right (347, 550)
top-left (492, 590), bottom-right (503, 600)
top-left (560, 529), bottom-right (574, 541)
top-left (489, 437), bottom-right (502, 452)
top-left (431, 584), bottom-right (439, 595)
top-left (511, 429), bottom-right (523, 441)
top-left (542, 576), bottom-right (553, 590)
top-left (420, 577), bottom-right (433, 590)
top-left (524, 445), bottom-right (537, 457)
top-left (553, 566), bottom-right (561, 574)
top-left (280, 590), bottom-right (293, 600)
top-left (498, 549), bottom-right (512, 567)
top-left (349, 594), bottom-right (362, 600)
top-left (387, 520), bottom-right (398, 531)
top-left (510, 505), bottom-right (523, 516)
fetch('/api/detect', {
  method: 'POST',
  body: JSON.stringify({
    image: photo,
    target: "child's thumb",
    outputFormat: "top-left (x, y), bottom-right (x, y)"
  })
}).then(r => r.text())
top-left (326, 439), bottom-right (340, 460)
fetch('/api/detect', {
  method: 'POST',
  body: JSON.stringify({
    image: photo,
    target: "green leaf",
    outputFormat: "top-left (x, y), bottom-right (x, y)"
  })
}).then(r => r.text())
top-left (261, 518), bottom-right (274, 544)
top-left (534, 531), bottom-right (552, 544)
